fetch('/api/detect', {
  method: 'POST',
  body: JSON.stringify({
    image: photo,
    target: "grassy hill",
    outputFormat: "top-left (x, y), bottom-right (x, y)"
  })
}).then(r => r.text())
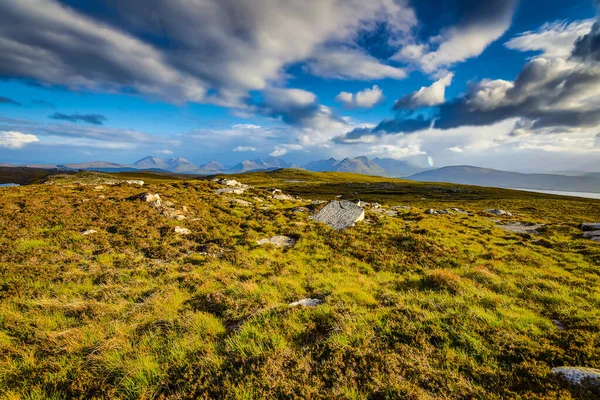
top-left (0, 169), bottom-right (599, 398)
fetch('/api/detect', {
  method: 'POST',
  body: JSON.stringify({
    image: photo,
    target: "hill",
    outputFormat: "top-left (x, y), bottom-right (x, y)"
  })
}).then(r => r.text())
top-left (0, 169), bottom-right (599, 398)
top-left (303, 156), bottom-right (423, 177)
top-left (410, 165), bottom-right (600, 194)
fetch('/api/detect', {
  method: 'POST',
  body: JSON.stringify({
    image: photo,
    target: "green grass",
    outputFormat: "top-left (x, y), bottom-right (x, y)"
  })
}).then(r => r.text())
top-left (0, 170), bottom-right (599, 399)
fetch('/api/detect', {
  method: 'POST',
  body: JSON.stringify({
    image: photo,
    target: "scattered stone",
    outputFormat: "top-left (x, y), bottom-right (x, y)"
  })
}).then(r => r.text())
top-left (451, 208), bottom-right (469, 214)
top-left (257, 235), bottom-right (296, 248)
top-left (335, 195), bottom-right (343, 198)
top-left (485, 209), bottom-right (513, 216)
top-left (311, 200), bottom-right (365, 230)
top-left (273, 193), bottom-right (295, 201)
top-left (289, 298), bottom-right (323, 307)
top-left (218, 179), bottom-right (242, 186)
top-left (372, 203), bottom-right (381, 209)
top-left (230, 198), bottom-right (252, 207)
top-left (581, 223), bottom-right (600, 231)
top-left (582, 230), bottom-right (600, 239)
top-left (129, 192), bottom-right (161, 203)
top-left (551, 367), bottom-right (600, 390)
top-left (356, 201), bottom-right (370, 207)
top-left (592, 237), bottom-right (600, 242)
top-left (426, 209), bottom-right (449, 215)
top-left (552, 319), bottom-right (565, 330)
top-left (271, 189), bottom-right (282, 194)
top-left (93, 185), bottom-right (104, 191)
top-left (181, 206), bottom-right (188, 213)
top-left (125, 180), bottom-right (144, 186)
top-left (98, 195), bottom-right (106, 200)
top-left (311, 200), bottom-right (327, 205)
top-left (216, 187), bottom-right (247, 195)
top-left (252, 196), bottom-right (265, 203)
top-left (372, 208), bottom-right (398, 217)
top-left (391, 205), bottom-right (410, 210)
top-left (174, 226), bottom-right (191, 235)
top-left (164, 201), bottom-right (175, 207)
top-left (497, 222), bottom-right (544, 235)
top-left (81, 229), bottom-right (97, 235)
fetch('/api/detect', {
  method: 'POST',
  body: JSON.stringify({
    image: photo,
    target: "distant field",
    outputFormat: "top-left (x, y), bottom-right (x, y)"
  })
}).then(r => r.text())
top-left (0, 169), bottom-right (599, 399)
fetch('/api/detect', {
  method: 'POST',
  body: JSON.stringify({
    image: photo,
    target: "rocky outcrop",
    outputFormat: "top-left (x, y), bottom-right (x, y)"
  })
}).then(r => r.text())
top-left (581, 223), bottom-right (600, 231)
top-left (485, 209), bottom-right (513, 216)
top-left (289, 298), bottom-right (323, 307)
top-left (257, 236), bottom-right (296, 248)
top-left (230, 198), bottom-right (252, 207)
top-left (311, 200), bottom-right (365, 230)
top-left (552, 367), bottom-right (600, 390)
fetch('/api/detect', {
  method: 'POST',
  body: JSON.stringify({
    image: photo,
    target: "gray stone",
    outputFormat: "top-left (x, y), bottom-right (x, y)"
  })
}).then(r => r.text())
top-left (581, 223), bottom-right (600, 231)
top-left (216, 187), bottom-right (247, 195)
top-left (81, 229), bottom-right (97, 235)
top-left (289, 298), bottom-right (323, 307)
top-left (273, 193), bottom-right (295, 201)
top-left (218, 179), bottom-right (242, 186)
top-left (485, 209), bottom-right (513, 216)
top-left (551, 366), bottom-right (600, 389)
top-left (257, 236), bottom-right (296, 248)
top-left (311, 200), bottom-right (365, 230)
top-left (582, 230), bottom-right (600, 238)
top-left (230, 198), bottom-right (252, 207)
top-left (125, 180), bottom-right (144, 186)
top-left (311, 200), bottom-right (327, 205)
top-left (497, 222), bottom-right (544, 235)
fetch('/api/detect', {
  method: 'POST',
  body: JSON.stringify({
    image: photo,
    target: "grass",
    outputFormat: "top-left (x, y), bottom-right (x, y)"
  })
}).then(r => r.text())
top-left (0, 169), bottom-right (599, 399)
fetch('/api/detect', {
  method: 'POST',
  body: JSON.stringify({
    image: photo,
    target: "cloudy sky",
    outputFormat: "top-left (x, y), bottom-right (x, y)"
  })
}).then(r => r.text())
top-left (0, 0), bottom-right (599, 172)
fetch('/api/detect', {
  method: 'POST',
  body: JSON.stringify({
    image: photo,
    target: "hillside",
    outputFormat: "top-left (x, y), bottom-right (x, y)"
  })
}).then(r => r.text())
top-left (0, 169), bottom-right (599, 398)
top-left (410, 165), bottom-right (600, 194)
top-left (303, 156), bottom-right (422, 177)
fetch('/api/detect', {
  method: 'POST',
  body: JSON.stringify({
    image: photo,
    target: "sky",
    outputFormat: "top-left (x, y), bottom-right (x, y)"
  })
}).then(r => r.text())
top-left (0, 0), bottom-right (599, 172)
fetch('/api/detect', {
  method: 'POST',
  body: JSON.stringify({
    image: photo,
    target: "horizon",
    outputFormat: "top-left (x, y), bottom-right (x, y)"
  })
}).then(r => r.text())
top-left (1, 1), bottom-right (600, 173)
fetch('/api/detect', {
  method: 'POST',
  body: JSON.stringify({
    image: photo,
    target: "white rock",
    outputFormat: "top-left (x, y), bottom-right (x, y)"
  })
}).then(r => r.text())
top-left (93, 185), bottom-right (104, 191)
top-left (289, 298), bottom-right (323, 307)
top-left (552, 366), bottom-right (600, 389)
top-left (582, 230), bottom-right (600, 238)
top-left (257, 236), bottom-right (296, 248)
top-left (174, 226), bottom-right (191, 235)
top-left (311, 200), bottom-right (365, 230)
top-left (81, 229), bottom-right (97, 235)
top-left (311, 200), bottom-right (327, 205)
top-left (130, 192), bottom-right (161, 203)
top-left (125, 180), bottom-right (144, 186)
top-left (218, 179), bottom-right (241, 186)
top-left (485, 209), bottom-right (512, 216)
top-left (230, 198), bottom-right (252, 207)
top-left (216, 187), bottom-right (248, 195)
top-left (273, 194), bottom-right (295, 201)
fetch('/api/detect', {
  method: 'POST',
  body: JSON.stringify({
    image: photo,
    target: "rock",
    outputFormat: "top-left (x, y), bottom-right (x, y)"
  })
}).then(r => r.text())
top-left (289, 298), bottom-right (323, 307)
top-left (581, 223), bottom-right (600, 231)
top-left (582, 230), bottom-right (600, 238)
top-left (164, 201), bottom-right (175, 207)
top-left (551, 367), bottom-right (600, 389)
top-left (174, 226), bottom-right (191, 235)
top-left (98, 195), bottom-right (106, 199)
top-left (230, 198), bottom-right (252, 207)
top-left (172, 214), bottom-right (187, 221)
top-left (81, 229), bottom-right (97, 235)
top-left (552, 319), bottom-right (565, 330)
top-left (391, 205), bottom-right (410, 210)
top-left (426, 209), bottom-right (448, 215)
top-left (271, 189), bottom-right (282, 194)
top-left (257, 236), bottom-right (296, 248)
top-left (125, 180), bottom-right (144, 186)
top-left (592, 237), bottom-right (600, 242)
top-left (218, 179), bottom-right (241, 186)
top-left (451, 208), bottom-right (469, 214)
top-left (311, 200), bottom-right (327, 205)
top-left (485, 209), bottom-right (513, 216)
top-left (335, 195), bottom-right (343, 198)
top-left (497, 222), bottom-right (544, 235)
top-left (372, 203), bottom-right (381, 209)
top-left (252, 196), bottom-right (265, 203)
top-left (311, 200), bottom-right (365, 230)
top-left (356, 201), bottom-right (369, 207)
top-left (93, 185), bottom-right (104, 191)
top-left (129, 192), bottom-right (161, 203)
top-left (216, 187), bottom-right (247, 195)
top-left (273, 193), bottom-right (295, 201)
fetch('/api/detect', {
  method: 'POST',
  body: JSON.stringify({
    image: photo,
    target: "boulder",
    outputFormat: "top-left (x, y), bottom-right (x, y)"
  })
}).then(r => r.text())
top-left (551, 367), bottom-right (600, 390)
top-left (218, 179), bottom-right (241, 187)
top-left (216, 187), bottom-right (247, 195)
top-left (125, 180), bottom-right (144, 186)
top-left (230, 198), bottom-right (252, 207)
top-left (311, 200), bottom-right (365, 230)
top-left (273, 193), bottom-right (295, 201)
top-left (257, 236), bottom-right (296, 248)
top-left (174, 226), bottom-right (191, 235)
top-left (289, 298), bottom-right (323, 307)
top-left (129, 192), bottom-right (161, 203)
top-left (426, 209), bottom-right (449, 215)
top-left (497, 222), bottom-right (544, 235)
top-left (581, 223), bottom-right (600, 231)
top-left (582, 230), bottom-right (600, 239)
top-left (81, 229), bottom-right (97, 235)
top-left (485, 209), bottom-right (513, 216)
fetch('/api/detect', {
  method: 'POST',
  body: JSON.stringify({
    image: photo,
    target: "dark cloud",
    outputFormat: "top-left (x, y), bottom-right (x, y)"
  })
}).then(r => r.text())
top-left (0, 96), bottom-right (21, 106)
top-left (49, 112), bottom-right (108, 125)
top-left (572, 22), bottom-right (600, 62)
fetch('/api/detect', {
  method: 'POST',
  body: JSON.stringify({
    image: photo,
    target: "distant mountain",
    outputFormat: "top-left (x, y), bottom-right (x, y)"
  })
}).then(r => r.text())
top-left (372, 157), bottom-right (423, 177)
top-left (227, 157), bottom-right (293, 173)
top-left (197, 160), bottom-right (226, 175)
top-left (165, 157), bottom-right (199, 173)
top-left (132, 156), bottom-right (168, 170)
top-left (303, 156), bottom-right (410, 176)
top-left (409, 165), bottom-right (600, 194)
top-left (59, 161), bottom-right (127, 170)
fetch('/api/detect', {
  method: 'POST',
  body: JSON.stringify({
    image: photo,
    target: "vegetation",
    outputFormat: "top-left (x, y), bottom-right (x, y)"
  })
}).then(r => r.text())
top-left (0, 169), bottom-right (599, 399)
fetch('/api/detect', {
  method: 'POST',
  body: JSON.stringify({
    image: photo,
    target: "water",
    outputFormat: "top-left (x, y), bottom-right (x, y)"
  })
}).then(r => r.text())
top-left (510, 188), bottom-right (600, 200)
top-left (0, 183), bottom-right (19, 187)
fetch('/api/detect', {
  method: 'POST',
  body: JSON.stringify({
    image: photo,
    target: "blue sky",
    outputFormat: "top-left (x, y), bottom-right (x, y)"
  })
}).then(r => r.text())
top-left (0, 0), bottom-right (599, 172)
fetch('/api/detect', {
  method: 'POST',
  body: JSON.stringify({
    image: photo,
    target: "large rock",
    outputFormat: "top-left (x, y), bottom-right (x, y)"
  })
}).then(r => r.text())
top-left (582, 230), bottom-right (600, 239)
top-left (218, 179), bottom-right (242, 186)
top-left (125, 180), bottom-right (144, 186)
top-left (129, 192), bottom-right (160, 203)
top-left (552, 366), bottom-right (600, 390)
top-left (581, 223), bottom-right (600, 231)
top-left (311, 200), bottom-right (365, 230)
top-left (257, 236), bottom-right (296, 248)
top-left (497, 222), bottom-right (544, 235)
top-left (485, 209), bottom-right (513, 216)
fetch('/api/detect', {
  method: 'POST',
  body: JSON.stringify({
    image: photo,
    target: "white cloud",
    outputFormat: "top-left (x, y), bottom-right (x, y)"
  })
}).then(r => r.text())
top-left (447, 146), bottom-right (464, 153)
top-left (394, 73), bottom-right (453, 109)
top-left (158, 149), bottom-right (174, 155)
top-left (335, 85), bottom-right (384, 109)
top-left (307, 48), bottom-right (406, 80)
top-left (233, 146), bottom-right (257, 152)
top-left (270, 144), bottom-right (303, 157)
top-left (0, 131), bottom-right (39, 149)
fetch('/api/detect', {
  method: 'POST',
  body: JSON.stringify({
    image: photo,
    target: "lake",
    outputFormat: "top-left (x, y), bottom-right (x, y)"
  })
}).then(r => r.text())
top-left (510, 188), bottom-right (600, 199)
top-left (0, 183), bottom-right (20, 187)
